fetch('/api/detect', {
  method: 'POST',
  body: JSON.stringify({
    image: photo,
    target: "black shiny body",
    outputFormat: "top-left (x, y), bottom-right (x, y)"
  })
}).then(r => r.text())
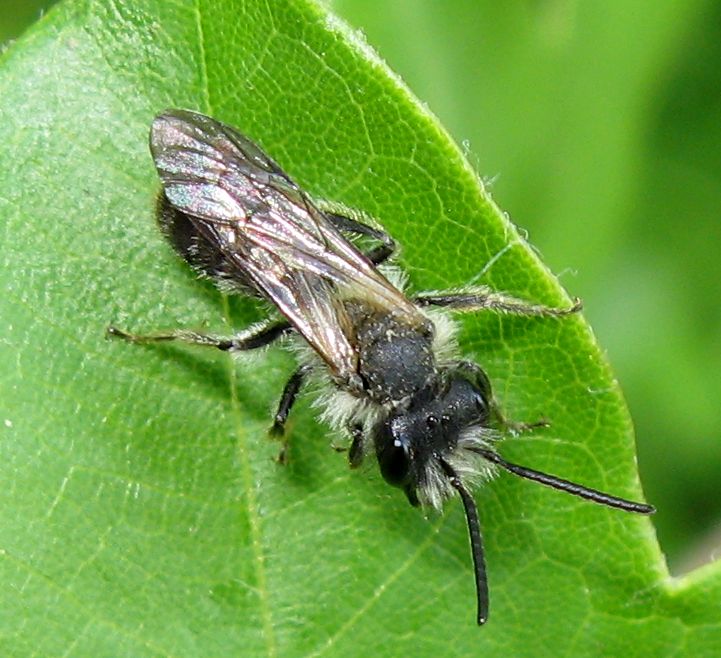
top-left (345, 302), bottom-right (436, 404)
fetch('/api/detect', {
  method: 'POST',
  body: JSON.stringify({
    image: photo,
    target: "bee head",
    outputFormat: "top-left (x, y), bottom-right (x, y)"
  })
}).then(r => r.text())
top-left (372, 361), bottom-right (655, 626)
top-left (372, 364), bottom-right (495, 625)
top-left (373, 366), bottom-right (494, 508)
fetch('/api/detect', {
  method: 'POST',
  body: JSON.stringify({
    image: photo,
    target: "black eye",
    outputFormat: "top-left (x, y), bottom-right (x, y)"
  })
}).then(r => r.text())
top-left (473, 391), bottom-right (489, 419)
top-left (378, 437), bottom-right (412, 487)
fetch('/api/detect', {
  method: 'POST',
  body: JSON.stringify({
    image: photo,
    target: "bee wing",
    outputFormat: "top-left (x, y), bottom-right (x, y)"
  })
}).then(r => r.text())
top-left (150, 109), bottom-right (421, 381)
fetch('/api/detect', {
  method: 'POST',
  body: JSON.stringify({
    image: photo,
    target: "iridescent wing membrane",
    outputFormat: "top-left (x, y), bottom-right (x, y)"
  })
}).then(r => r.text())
top-left (150, 109), bottom-right (419, 382)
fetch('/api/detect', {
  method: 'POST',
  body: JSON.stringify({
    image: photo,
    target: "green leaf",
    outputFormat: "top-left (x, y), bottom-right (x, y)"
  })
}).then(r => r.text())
top-left (0, 1), bottom-right (714, 656)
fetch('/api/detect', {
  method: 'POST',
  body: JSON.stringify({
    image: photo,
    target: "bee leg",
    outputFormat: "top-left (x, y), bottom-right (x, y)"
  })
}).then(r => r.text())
top-left (414, 288), bottom-right (582, 318)
top-left (269, 365), bottom-right (312, 463)
top-left (330, 424), bottom-right (364, 462)
top-left (107, 320), bottom-right (292, 351)
top-left (366, 242), bottom-right (396, 266)
top-left (321, 206), bottom-right (396, 265)
top-left (456, 361), bottom-right (549, 435)
top-left (348, 424), bottom-right (366, 468)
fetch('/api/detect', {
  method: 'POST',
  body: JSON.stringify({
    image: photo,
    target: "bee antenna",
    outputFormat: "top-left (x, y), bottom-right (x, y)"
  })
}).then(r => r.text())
top-left (438, 457), bottom-right (489, 625)
top-left (471, 447), bottom-right (655, 514)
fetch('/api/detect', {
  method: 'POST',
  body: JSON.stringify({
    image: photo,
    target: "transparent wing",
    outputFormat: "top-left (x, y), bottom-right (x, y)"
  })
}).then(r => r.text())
top-left (150, 109), bottom-right (421, 380)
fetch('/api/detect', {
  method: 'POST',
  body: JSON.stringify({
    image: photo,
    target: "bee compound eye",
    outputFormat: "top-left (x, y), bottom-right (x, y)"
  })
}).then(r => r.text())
top-left (472, 389), bottom-right (490, 419)
top-left (378, 436), bottom-right (412, 488)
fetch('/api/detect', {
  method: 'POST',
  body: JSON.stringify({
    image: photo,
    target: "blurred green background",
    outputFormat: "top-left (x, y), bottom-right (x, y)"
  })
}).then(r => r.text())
top-left (3, 0), bottom-right (719, 573)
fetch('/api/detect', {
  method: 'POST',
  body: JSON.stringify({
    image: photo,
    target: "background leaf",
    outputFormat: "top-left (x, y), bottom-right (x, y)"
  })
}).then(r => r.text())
top-left (0, 1), bottom-right (717, 656)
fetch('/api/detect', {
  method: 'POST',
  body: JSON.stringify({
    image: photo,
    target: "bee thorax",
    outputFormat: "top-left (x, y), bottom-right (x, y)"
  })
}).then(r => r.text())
top-left (346, 302), bottom-right (436, 403)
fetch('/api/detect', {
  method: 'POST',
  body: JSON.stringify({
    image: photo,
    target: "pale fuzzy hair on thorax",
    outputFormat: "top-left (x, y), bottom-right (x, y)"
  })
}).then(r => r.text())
top-left (287, 336), bottom-right (383, 437)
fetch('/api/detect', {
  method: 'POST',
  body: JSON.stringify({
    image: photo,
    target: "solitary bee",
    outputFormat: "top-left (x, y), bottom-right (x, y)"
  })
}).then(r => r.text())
top-left (110, 109), bottom-right (654, 625)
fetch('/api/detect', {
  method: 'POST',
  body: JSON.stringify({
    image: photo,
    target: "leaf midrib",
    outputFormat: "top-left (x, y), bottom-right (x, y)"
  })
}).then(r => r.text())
top-left (194, 1), bottom-right (277, 653)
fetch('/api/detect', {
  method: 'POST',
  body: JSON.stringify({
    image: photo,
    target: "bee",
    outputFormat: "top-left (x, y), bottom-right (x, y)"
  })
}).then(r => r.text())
top-left (109, 109), bottom-right (655, 625)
